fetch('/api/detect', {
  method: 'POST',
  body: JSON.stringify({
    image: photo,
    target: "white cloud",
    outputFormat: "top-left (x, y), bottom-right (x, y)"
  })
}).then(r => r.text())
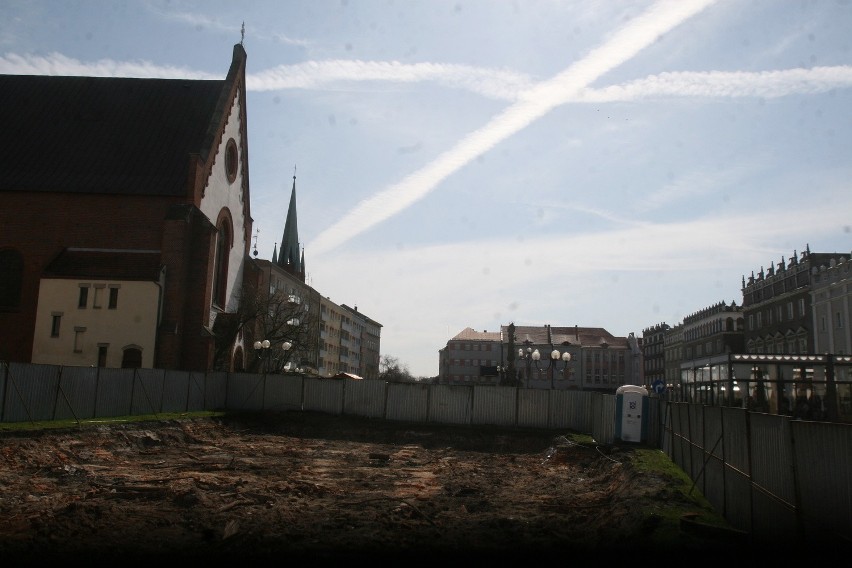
top-left (0, 52), bottom-right (219, 79)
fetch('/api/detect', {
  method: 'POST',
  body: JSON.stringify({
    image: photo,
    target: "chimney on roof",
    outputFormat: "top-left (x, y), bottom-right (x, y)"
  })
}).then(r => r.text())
top-left (575, 325), bottom-right (579, 341)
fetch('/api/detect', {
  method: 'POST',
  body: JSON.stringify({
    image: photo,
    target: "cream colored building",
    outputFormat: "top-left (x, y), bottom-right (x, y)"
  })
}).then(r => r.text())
top-left (31, 249), bottom-right (164, 368)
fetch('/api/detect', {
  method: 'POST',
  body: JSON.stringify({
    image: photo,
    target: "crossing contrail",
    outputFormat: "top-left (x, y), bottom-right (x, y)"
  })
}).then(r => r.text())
top-left (306, 0), bottom-right (718, 256)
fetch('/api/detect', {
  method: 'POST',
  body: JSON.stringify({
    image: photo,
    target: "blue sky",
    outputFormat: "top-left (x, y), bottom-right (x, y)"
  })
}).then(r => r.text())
top-left (2, 0), bottom-right (851, 378)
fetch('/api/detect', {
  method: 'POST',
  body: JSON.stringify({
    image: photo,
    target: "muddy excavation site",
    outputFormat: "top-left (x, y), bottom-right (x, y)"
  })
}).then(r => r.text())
top-left (0, 411), bottom-right (747, 565)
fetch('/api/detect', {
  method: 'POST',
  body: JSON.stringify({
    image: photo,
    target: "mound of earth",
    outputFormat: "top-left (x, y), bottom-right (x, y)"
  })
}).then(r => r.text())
top-left (0, 411), bottom-right (747, 564)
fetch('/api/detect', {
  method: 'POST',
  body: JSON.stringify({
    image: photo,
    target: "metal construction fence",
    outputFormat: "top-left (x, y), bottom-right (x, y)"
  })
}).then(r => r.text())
top-left (658, 399), bottom-right (852, 546)
top-left (2, 360), bottom-right (849, 544)
top-left (0, 361), bottom-right (620, 442)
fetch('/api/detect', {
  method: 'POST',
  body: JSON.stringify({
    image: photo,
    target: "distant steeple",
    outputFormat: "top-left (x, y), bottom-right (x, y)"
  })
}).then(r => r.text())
top-left (276, 168), bottom-right (305, 281)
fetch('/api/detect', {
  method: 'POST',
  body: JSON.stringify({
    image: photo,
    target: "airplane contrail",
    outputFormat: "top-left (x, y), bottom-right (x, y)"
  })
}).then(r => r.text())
top-left (307, 0), bottom-right (718, 256)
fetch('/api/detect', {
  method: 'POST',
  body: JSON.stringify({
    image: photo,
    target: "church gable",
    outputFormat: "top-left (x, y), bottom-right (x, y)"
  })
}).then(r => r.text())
top-left (197, 44), bottom-right (252, 316)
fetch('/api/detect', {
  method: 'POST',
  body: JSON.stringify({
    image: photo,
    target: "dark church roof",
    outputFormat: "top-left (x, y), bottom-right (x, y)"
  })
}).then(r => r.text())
top-left (43, 248), bottom-right (163, 281)
top-left (0, 73), bottom-right (226, 196)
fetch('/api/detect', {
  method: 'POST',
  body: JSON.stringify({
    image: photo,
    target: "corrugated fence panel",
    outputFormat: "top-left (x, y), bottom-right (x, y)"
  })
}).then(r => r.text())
top-left (303, 377), bottom-right (345, 415)
top-left (719, 407), bottom-right (751, 535)
top-left (792, 421), bottom-right (852, 544)
top-left (385, 382), bottom-right (429, 423)
top-left (205, 372), bottom-right (229, 410)
top-left (54, 366), bottom-right (98, 421)
top-left (95, 368), bottom-right (134, 418)
top-left (700, 406), bottom-right (726, 519)
top-left (517, 388), bottom-right (549, 429)
top-left (687, 404), bottom-right (706, 483)
top-left (1, 363), bottom-right (61, 422)
top-left (226, 372), bottom-right (266, 411)
top-left (131, 368), bottom-right (166, 415)
top-left (749, 413), bottom-right (798, 543)
top-left (263, 374), bottom-right (304, 411)
top-left (567, 391), bottom-right (595, 433)
top-left (548, 390), bottom-right (572, 430)
top-left (471, 386), bottom-right (516, 427)
top-left (161, 370), bottom-right (191, 413)
top-left (669, 403), bottom-right (690, 474)
top-left (343, 379), bottom-right (386, 418)
top-left (427, 385), bottom-right (471, 425)
top-left (590, 394), bottom-right (616, 445)
top-left (186, 371), bottom-right (207, 411)
top-left (659, 401), bottom-right (672, 456)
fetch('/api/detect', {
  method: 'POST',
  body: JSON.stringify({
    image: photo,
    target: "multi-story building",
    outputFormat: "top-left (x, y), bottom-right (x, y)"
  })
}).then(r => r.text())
top-left (506, 324), bottom-right (642, 392)
top-left (664, 323), bottom-right (684, 391)
top-left (360, 312), bottom-right (382, 380)
top-left (681, 301), bottom-right (744, 362)
top-left (741, 245), bottom-right (846, 354)
top-left (340, 304), bottom-right (382, 379)
top-left (642, 323), bottom-right (669, 391)
top-left (439, 327), bottom-right (502, 385)
top-left (438, 324), bottom-right (641, 392)
top-left (810, 253), bottom-right (851, 355)
top-left (1, 44), bottom-right (253, 372)
top-left (319, 297), bottom-right (344, 377)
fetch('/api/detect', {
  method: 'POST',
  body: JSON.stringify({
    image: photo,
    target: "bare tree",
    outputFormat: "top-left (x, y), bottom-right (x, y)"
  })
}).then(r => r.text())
top-left (213, 282), bottom-right (318, 374)
top-left (378, 354), bottom-right (414, 383)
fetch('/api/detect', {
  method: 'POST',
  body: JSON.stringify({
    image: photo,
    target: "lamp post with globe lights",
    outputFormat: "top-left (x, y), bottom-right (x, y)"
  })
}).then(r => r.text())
top-left (517, 346), bottom-right (534, 387)
top-left (531, 348), bottom-right (572, 389)
top-left (253, 339), bottom-right (293, 374)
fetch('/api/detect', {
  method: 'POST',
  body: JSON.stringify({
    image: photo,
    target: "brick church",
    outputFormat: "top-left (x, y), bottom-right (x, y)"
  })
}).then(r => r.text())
top-left (0, 44), bottom-right (255, 372)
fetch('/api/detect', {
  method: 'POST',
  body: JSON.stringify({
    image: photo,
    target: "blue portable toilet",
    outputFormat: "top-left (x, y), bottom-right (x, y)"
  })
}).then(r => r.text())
top-left (615, 385), bottom-right (649, 443)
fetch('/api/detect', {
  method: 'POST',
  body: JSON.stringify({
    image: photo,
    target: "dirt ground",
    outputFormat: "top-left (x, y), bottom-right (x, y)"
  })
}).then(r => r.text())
top-left (0, 411), bottom-right (749, 565)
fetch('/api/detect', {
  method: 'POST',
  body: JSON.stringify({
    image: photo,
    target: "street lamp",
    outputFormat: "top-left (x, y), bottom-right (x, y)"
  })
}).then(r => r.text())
top-left (532, 348), bottom-right (572, 390)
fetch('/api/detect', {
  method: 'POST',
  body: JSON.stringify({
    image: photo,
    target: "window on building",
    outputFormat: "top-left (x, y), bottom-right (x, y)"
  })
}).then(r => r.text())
top-left (756, 312), bottom-right (762, 328)
top-left (108, 287), bottom-right (119, 309)
top-left (776, 305), bottom-right (783, 322)
top-left (73, 326), bottom-right (86, 352)
top-left (121, 347), bottom-right (142, 369)
top-left (97, 345), bottom-right (108, 367)
top-left (821, 316), bottom-right (827, 331)
top-left (212, 218), bottom-right (232, 308)
top-left (78, 286), bottom-right (89, 308)
top-left (837, 312), bottom-right (845, 329)
top-left (0, 248), bottom-right (24, 310)
top-left (787, 302), bottom-right (794, 320)
top-left (50, 313), bottom-right (62, 337)
top-left (798, 298), bottom-right (806, 317)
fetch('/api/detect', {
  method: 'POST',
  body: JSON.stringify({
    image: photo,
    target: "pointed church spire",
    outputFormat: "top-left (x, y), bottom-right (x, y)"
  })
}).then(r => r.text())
top-left (277, 167), bottom-right (304, 281)
top-left (271, 242), bottom-right (278, 264)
